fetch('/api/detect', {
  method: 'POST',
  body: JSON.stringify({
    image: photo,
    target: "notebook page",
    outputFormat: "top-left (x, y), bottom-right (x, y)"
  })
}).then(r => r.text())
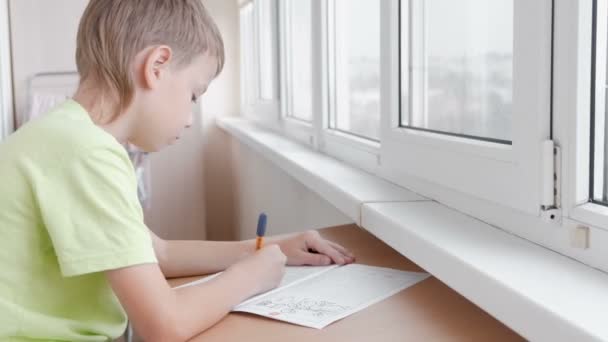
top-left (233, 264), bottom-right (430, 329)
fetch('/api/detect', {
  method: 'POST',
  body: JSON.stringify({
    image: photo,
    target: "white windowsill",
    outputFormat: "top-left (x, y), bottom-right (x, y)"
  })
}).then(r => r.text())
top-left (216, 116), bottom-right (608, 342)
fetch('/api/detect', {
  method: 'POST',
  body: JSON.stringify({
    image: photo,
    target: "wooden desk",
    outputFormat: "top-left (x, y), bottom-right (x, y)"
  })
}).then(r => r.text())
top-left (168, 224), bottom-right (523, 342)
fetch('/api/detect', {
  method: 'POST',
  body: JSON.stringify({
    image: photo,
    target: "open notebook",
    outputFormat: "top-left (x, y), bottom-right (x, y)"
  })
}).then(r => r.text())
top-left (174, 264), bottom-right (429, 329)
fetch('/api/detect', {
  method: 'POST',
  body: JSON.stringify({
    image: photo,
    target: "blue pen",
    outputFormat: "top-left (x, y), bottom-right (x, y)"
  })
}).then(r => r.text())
top-left (255, 213), bottom-right (267, 250)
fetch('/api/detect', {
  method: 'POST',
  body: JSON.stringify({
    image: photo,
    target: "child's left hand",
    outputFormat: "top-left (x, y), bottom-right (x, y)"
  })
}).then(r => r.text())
top-left (269, 231), bottom-right (356, 266)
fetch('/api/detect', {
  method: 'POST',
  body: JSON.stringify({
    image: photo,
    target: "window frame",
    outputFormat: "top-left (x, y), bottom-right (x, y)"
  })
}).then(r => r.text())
top-left (557, 0), bottom-right (608, 232)
top-left (252, 0), bottom-right (384, 168)
top-left (400, 1), bottom-right (514, 145)
top-left (239, 2), bottom-right (256, 112)
top-left (319, 0), bottom-right (383, 175)
top-left (589, 0), bottom-right (608, 205)
top-left (378, 0), bottom-right (553, 216)
top-left (239, 0), bottom-right (281, 129)
top-left (255, 0), bottom-right (279, 102)
top-left (275, 0), bottom-right (317, 147)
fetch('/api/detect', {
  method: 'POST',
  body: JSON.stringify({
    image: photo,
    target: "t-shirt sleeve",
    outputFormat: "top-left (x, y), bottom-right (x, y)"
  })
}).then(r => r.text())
top-left (37, 146), bottom-right (158, 277)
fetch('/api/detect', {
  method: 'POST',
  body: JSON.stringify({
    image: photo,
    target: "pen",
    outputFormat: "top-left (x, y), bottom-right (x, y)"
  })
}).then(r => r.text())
top-left (255, 213), bottom-right (267, 250)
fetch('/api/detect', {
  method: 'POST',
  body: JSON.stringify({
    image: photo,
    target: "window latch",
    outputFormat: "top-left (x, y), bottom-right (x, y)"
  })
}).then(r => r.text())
top-left (540, 140), bottom-right (562, 224)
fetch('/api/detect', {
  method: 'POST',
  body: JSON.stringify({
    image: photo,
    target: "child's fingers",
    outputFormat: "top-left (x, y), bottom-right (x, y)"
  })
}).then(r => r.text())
top-left (312, 240), bottom-right (353, 259)
top-left (307, 239), bottom-right (346, 265)
top-left (325, 243), bottom-right (355, 264)
top-left (291, 250), bottom-right (332, 266)
top-left (327, 241), bottom-right (355, 260)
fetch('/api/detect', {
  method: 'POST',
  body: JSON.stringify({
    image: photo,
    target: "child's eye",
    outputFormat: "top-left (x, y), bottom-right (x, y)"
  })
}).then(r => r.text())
top-left (191, 94), bottom-right (198, 103)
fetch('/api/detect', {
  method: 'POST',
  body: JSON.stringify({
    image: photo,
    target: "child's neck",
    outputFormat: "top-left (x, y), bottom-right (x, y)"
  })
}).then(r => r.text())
top-left (73, 81), bottom-right (134, 145)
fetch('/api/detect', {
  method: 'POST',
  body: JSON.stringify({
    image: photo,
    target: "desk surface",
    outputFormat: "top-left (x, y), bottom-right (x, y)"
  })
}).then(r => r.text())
top-left (168, 224), bottom-right (523, 342)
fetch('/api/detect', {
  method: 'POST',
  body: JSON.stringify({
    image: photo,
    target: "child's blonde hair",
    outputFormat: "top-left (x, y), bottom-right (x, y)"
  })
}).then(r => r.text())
top-left (76, 0), bottom-right (225, 118)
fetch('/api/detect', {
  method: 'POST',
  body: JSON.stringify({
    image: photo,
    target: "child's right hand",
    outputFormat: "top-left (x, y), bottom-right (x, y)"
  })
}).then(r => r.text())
top-left (229, 245), bottom-right (287, 296)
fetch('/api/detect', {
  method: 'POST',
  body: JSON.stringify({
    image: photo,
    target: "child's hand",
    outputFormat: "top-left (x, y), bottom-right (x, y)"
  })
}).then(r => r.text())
top-left (270, 231), bottom-right (355, 266)
top-left (229, 245), bottom-right (287, 295)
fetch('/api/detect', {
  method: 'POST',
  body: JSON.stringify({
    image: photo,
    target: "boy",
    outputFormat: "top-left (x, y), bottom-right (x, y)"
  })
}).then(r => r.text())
top-left (0, 0), bottom-right (354, 341)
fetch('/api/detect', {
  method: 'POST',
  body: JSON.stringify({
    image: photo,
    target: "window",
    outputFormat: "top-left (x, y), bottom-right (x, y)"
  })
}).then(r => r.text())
top-left (327, 0), bottom-right (381, 141)
top-left (240, 0), bottom-right (280, 124)
top-left (556, 0), bottom-right (608, 242)
top-left (401, 0), bottom-right (513, 144)
top-left (237, 0), bottom-right (608, 271)
top-left (239, 2), bottom-right (255, 109)
top-left (241, 1), bottom-right (550, 213)
top-left (591, 0), bottom-right (608, 205)
top-left (379, 0), bottom-right (551, 215)
top-left (281, 0), bottom-right (314, 122)
top-left (241, 0), bottom-right (554, 214)
top-left (256, 0), bottom-right (278, 101)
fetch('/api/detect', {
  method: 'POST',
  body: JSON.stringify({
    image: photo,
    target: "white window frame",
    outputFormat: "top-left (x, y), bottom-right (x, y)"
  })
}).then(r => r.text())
top-left (556, 0), bottom-right (608, 233)
top-left (0, 0), bottom-right (13, 140)
top-left (239, 2), bottom-right (255, 111)
top-left (240, 0), bottom-right (280, 128)
top-left (320, 0), bottom-right (383, 175)
top-left (275, 0), bottom-right (318, 148)
top-left (378, 0), bottom-right (553, 216)
top-left (255, 0), bottom-right (387, 166)
top-left (255, 0), bottom-right (279, 102)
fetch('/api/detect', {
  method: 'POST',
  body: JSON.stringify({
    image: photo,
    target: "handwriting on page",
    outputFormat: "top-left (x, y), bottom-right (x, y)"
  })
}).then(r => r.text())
top-left (255, 296), bottom-right (350, 318)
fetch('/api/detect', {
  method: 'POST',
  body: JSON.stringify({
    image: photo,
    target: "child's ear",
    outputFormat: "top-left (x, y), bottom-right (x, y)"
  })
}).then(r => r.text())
top-left (142, 45), bottom-right (173, 89)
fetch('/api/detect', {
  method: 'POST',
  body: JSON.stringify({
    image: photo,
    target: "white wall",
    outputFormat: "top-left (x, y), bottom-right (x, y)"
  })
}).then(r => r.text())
top-left (9, 0), bottom-right (86, 118)
top-left (230, 135), bottom-right (352, 240)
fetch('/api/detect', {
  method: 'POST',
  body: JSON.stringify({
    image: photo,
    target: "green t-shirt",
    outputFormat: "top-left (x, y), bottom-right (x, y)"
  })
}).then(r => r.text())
top-left (0, 100), bottom-right (157, 341)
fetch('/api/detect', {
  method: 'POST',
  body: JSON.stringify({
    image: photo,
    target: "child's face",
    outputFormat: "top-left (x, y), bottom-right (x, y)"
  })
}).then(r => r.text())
top-left (130, 52), bottom-right (218, 152)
